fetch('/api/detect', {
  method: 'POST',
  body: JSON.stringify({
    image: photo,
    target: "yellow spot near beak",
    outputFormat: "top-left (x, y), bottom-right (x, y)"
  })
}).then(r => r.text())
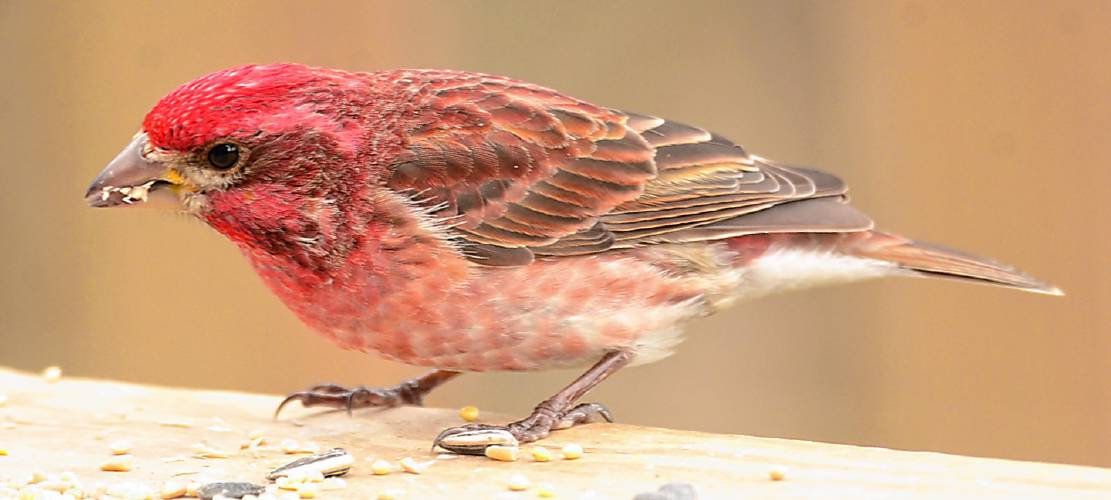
top-left (162, 168), bottom-right (198, 194)
top-left (162, 168), bottom-right (186, 185)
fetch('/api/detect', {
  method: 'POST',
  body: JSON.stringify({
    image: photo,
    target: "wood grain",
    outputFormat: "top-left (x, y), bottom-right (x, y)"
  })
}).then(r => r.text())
top-left (0, 367), bottom-right (1107, 499)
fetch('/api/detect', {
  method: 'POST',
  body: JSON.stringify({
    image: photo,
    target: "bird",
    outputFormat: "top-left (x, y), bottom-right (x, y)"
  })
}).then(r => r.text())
top-left (85, 63), bottom-right (1060, 454)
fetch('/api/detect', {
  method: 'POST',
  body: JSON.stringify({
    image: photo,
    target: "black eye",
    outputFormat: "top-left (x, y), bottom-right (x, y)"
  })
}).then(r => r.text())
top-left (207, 143), bottom-right (240, 169)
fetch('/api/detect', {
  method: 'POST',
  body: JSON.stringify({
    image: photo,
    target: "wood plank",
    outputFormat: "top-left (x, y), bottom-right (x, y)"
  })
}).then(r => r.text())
top-left (0, 367), bottom-right (1108, 499)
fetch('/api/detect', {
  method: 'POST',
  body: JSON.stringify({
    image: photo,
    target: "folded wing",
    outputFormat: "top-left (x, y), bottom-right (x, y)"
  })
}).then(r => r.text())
top-left (385, 71), bottom-right (871, 265)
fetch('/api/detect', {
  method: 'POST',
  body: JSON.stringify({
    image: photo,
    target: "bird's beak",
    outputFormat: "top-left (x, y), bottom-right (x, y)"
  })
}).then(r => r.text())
top-left (84, 133), bottom-right (190, 209)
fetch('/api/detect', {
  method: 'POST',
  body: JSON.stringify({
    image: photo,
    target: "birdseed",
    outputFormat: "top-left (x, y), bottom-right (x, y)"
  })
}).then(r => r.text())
top-left (268, 448), bottom-right (354, 480)
top-left (371, 459), bottom-right (393, 475)
top-left (99, 180), bottom-right (156, 204)
top-left (192, 441), bottom-right (235, 459)
top-left (296, 483), bottom-right (319, 498)
top-left (109, 439), bottom-right (133, 455)
top-left (560, 443), bottom-right (583, 460)
top-left (485, 445), bottom-right (520, 462)
top-left (508, 473), bottom-right (531, 491)
top-left (459, 405), bottom-right (480, 422)
top-left (36, 479), bottom-right (68, 492)
top-left (275, 477), bottom-right (296, 490)
top-left (161, 480), bottom-right (188, 499)
top-left (280, 438), bottom-right (320, 454)
top-left (530, 446), bottom-right (552, 462)
top-left (99, 455), bottom-right (134, 472)
top-left (437, 427), bottom-right (518, 452)
top-left (400, 456), bottom-right (431, 474)
top-left (42, 366), bottom-right (62, 383)
top-left (769, 467), bottom-right (787, 481)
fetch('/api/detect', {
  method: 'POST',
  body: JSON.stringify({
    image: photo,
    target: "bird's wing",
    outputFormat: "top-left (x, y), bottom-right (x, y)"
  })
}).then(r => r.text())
top-left (386, 72), bottom-right (655, 265)
top-left (594, 114), bottom-right (873, 250)
top-left (386, 73), bottom-right (871, 265)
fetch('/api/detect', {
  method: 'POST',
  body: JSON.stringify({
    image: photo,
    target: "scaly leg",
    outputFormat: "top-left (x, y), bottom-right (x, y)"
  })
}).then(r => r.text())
top-left (433, 351), bottom-right (632, 455)
top-left (275, 369), bottom-right (461, 418)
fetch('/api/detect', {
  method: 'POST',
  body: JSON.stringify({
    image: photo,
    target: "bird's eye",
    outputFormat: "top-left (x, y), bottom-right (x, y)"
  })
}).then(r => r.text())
top-left (207, 143), bottom-right (240, 169)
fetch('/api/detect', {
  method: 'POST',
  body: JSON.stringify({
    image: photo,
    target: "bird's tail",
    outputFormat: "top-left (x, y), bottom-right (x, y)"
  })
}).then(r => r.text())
top-left (846, 231), bottom-right (1063, 296)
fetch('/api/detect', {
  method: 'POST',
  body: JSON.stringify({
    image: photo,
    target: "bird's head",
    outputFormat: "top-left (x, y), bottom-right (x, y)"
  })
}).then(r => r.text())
top-left (85, 63), bottom-right (392, 264)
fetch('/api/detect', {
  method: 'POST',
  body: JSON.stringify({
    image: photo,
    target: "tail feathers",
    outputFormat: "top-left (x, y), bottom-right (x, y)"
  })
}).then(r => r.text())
top-left (849, 232), bottom-right (1063, 296)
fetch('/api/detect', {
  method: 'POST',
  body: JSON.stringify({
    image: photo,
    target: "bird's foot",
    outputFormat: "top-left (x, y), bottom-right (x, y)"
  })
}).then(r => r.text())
top-left (434, 350), bottom-right (632, 455)
top-left (275, 383), bottom-right (420, 417)
top-left (274, 370), bottom-right (460, 419)
top-left (433, 402), bottom-right (612, 455)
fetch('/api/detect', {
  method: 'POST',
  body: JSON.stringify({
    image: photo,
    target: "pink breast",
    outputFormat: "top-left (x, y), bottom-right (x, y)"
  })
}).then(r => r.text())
top-left (256, 246), bottom-right (710, 372)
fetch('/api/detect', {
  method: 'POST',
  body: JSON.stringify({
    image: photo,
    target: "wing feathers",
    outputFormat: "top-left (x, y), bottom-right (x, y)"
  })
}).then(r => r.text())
top-left (384, 75), bottom-right (864, 265)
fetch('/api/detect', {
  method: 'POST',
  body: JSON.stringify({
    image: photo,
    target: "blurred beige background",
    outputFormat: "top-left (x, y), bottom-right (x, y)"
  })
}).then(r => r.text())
top-left (1, 0), bottom-right (1107, 467)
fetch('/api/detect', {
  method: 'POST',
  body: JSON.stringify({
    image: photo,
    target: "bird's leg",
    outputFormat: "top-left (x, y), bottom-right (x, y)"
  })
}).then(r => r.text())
top-left (433, 350), bottom-right (632, 455)
top-left (275, 369), bottom-right (461, 418)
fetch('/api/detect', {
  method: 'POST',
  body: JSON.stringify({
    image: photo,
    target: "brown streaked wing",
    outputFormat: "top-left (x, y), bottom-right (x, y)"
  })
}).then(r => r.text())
top-left (597, 114), bottom-right (867, 249)
top-left (386, 71), bottom-right (656, 264)
top-left (531, 222), bottom-right (616, 257)
top-left (647, 197), bottom-right (874, 245)
top-left (387, 79), bottom-right (869, 263)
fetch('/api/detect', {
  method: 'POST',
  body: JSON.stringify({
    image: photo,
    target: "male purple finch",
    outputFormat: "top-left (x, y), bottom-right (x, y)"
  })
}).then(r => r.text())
top-left (85, 64), bottom-right (1059, 454)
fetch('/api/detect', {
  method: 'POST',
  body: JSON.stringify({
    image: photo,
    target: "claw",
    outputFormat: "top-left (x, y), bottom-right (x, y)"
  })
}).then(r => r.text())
top-left (433, 424), bottom-right (519, 455)
top-left (554, 402), bottom-right (613, 429)
top-left (274, 393), bottom-right (306, 420)
top-left (274, 371), bottom-right (461, 422)
top-left (344, 388), bottom-right (367, 416)
top-left (590, 404), bottom-right (614, 423)
top-left (274, 383), bottom-right (353, 419)
top-left (427, 353), bottom-right (628, 455)
top-left (431, 402), bottom-right (614, 455)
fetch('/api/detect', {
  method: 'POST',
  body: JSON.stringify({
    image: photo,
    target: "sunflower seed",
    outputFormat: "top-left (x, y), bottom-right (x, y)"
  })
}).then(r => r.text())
top-left (267, 448), bottom-right (354, 480)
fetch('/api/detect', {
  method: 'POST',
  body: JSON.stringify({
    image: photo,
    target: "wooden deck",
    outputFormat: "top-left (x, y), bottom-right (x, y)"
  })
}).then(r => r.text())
top-left (0, 367), bottom-right (1108, 499)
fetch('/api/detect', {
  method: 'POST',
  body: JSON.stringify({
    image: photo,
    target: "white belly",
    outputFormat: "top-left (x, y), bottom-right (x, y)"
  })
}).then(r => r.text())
top-left (629, 247), bottom-right (902, 366)
top-left (734, 247), bottom-right (903, 302)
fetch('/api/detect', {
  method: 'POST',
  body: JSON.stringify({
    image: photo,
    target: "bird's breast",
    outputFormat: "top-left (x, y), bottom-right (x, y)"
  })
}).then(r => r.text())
top-left (250, 240), bottom-right (716, 371)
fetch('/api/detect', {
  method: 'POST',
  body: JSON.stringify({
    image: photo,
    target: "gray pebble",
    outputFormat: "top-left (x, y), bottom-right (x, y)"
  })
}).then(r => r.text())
top-left (633, 482), bottom-right (697, 500)
top-left (196, 482), bottom-right (265, 500)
